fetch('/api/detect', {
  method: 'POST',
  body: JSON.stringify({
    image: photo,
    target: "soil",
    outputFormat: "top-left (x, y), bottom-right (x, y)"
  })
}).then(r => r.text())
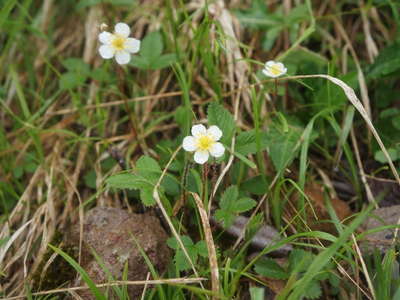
top-left (65, 207), bottom-right (172, 299)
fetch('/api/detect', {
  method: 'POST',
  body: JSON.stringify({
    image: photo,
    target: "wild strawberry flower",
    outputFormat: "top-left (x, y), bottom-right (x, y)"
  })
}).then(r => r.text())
top-left (182, 124), bottom-right (225, 164)
top-left (98, 22), bottom-right (140, 65)
top-left (262, 60), bottom-right (287, 78)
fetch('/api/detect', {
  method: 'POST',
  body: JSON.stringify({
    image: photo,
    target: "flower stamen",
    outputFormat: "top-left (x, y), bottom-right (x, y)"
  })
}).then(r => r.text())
top-left (197, 135), bottom-right (214, 151)
top-left (111, 36), bottom-right (126, 51)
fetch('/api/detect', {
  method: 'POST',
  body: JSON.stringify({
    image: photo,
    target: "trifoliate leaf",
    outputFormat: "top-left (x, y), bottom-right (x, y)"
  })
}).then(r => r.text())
top-left (167, 235), bottom-right (194, 249)
top-left (216, 186), bottom-right (256, 228)
top-left (214, 210), bottom-right (235, 228)
top-left (167, 236), bottom-right (199, 271)
top-left (130, 31), bottom-right (177, 70)
top-left (106, 155), bottom-right (179, 207)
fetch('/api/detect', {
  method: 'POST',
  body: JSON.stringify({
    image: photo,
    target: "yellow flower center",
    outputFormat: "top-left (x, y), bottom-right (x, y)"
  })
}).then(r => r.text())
top-left (111, 36), bottom-right (126, 51)
top-left (197, 135), bottom-right (214, 151)
top-left (270, 65), bottom-right (282, 76)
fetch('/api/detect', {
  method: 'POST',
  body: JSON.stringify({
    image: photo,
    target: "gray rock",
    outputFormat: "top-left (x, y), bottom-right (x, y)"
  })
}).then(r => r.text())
top-left (360, 205), bottom-right (400, 254)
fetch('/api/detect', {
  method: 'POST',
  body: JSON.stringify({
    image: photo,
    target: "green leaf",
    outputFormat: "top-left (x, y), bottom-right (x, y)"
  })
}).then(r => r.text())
top-left (289, 249), bottom-right (315, 273)
top-left (314, 72), bottom-right (358, 107)
top-left (84, 170), bottom-right (97, 189)
top-left (215, 186), bottom-right (255, 228)
top-left (59, 72), bottom-right (87, 90)
top-left (367, 41), bottom-right (400, 79)
top-left (266, 123), bottom-right (302, 172)
top-left (130, 56), bottom-right (151, 69)
top-left (140, 31), bottom-right (163, 60)
top-left (219, 185), bottom-right (239, 210)
top-left (235, 0), bottom-right (282, 29)
top-left (167, 236), bottom-right (199, 271)
top-left (254, 257), bottom-right (289, 279)
top-left (286, 4), bottom-right (309, 25)
top-left (380, 108), bottom-right (399, 118)
top-left (130, 32), bottom-right (177, 70)
top-left (140, 188), bottom-right (155, 206)
top-left (234, 197), bottom-right (257, 212)
top-left (235, 130), bottom-right (269, 156)
top-left (214, 210), bottom-right (236, 228)
top-left (105, 155), bottom-right (177, 207)
top-left (167, 235), bottom-right (194, 249)
top-left (392, 115), bottom-right (400, 130)
top-left (304, 281), bottom-right (322, 299)
top-left (151, 53), bottom-right (178, 70)
top-left (207, 102), bottom-right (236, 144)
top-left (136, 155), bottom-right (161, 173)
top-left (174, 107), bottom-right (189, 129)
top-left (195, 240), bottom-right (208, 258)
top-left (240, 175), bottom-right (269, 195)
top-left (90, 68), bottom-right (112, 83)
top-left (77, 0), bottom-right (133, 9)
top-left (106, 173), bottom-right (152, 190)
top-left (62, 58), bottom-right (91, 75)
top-left (374, 148), bottom-right (398, 163)
top-left (250, 287), bottom-right (265, 300)
top-left (135, 155), bottom-right (162, 184)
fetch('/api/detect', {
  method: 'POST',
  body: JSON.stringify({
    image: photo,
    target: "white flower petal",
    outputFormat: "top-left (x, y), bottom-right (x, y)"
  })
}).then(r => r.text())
top-left (191, 124), bottom-right (207, 138)
top-left (182, 136), bottom-right (197, 152)
top-left (115, 51), bottom-right (131, 65)
top-left (275, 62), bottom-right (284, 69)
top-left (125, 38), bottom-right (140, 53)
top-left (207, 125), bottom-right (222, 141)
top-left (99, 45), bottom-right (115, 59)
top-left (265, 60), bottom-right (276, 68)
top-left (115, 22), bottom-right (130, 37)
top-left (194, 150), bottom-right (209, 164)
top-left (209, 142), bottom-right (225, 158)
top-left (262, 68), bottom-right (276, 78)
top-left (99, 31), bottom-right (112, 44)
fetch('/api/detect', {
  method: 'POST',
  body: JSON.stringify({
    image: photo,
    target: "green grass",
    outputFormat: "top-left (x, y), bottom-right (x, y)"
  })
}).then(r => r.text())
top-left (1, 0), bottom-right (400, 299)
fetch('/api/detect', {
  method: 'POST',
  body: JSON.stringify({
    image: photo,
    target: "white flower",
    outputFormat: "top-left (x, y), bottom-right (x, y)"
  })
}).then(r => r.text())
top-left (98, 22), bottom-right (140, 65)
top-left (182, 124), bottom-right (225, 164)
top-left (262, 60), bottom-right (287, 78)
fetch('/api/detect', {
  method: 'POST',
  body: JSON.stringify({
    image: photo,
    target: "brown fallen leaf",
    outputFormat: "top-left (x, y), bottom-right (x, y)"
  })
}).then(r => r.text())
top-left (290, 182), bottom-right (352, 234)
